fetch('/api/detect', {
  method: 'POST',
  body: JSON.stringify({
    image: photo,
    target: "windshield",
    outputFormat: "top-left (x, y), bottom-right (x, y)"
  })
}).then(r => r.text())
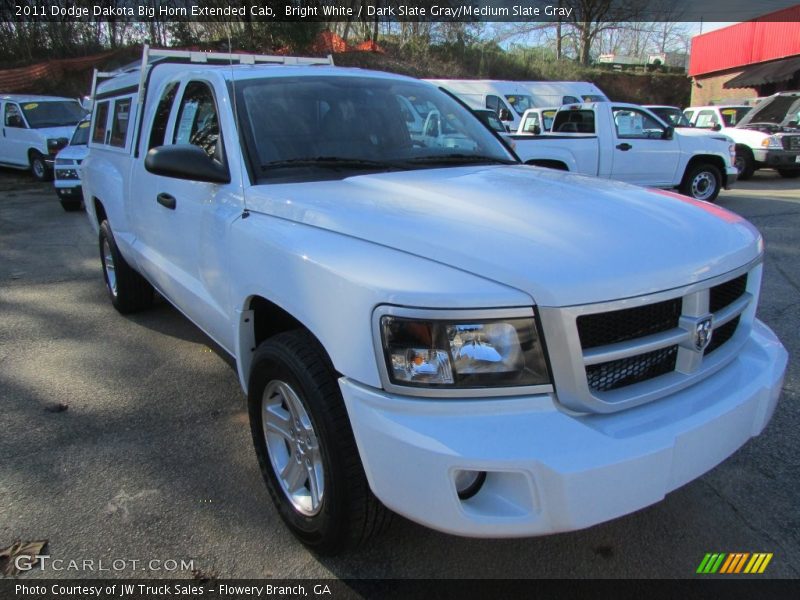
top-left (21, 100), bottom-right (85, 128)
top-left (719, 107), bottom-right (751, 127)
top-left (70, 120), bottom-right (90, 145)
top-left (505, 95), bottom-right (534, 115)
top-left (740, 96), bottom-right (799, 126)
top-left (650, 107), bottom-right (691, 127)
top-left (236, 76), bottom-right (517, 183)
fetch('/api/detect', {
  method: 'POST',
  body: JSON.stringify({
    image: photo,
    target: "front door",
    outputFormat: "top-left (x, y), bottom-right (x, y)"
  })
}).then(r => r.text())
top-left (2, 102), bottom-right (32, 166)
top-left (610, 106), bottom-right (680, 187)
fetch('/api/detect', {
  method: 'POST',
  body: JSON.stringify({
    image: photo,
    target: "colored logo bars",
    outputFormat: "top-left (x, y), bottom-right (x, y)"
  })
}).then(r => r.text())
top-left (697, 553), bottom-right (773, 574)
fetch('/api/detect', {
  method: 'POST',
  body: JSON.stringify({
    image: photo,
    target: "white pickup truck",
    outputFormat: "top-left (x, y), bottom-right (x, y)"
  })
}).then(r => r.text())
top-left (512, 102), bottom-right (738, 202)
top-left (82, 48), bottom-right (786, 555)
top-left (686, 93), bottom-right (800, 179)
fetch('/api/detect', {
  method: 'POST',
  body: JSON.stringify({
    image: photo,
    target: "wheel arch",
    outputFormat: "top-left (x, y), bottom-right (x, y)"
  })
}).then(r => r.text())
top-left (236, 294), bottom-right (333, 394)
top-left (682, 154), bottom-right (726, 185)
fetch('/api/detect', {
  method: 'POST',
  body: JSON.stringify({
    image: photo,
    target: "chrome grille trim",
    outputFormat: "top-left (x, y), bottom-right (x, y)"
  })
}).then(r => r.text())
top-left (538, 257), bottom-right (762, 414)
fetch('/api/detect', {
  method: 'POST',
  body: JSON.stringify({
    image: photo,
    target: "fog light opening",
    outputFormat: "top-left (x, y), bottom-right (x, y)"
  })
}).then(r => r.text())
top-left (455, 470), bottom-right (486, 500)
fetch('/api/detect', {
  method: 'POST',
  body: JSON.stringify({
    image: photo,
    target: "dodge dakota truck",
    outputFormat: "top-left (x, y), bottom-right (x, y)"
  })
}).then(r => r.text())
top-left (512, 102), bottom-right (738, 202)
top-left (82, 47), bottom-right (787, 554)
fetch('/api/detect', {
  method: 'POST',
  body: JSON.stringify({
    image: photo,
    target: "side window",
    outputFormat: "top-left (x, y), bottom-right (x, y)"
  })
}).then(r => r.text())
top-left (173, 81), bottom-right (221, 160)
top-left (148, 82), bottom-right (179, 150)
top-left (109, 98), bottom-right (131, 147)
top-left (4, 103), bottom-right (24, 128)
top-left (522, 113), bottom-right (539, 133)
top-left (553, 109), bottom-right (596, 134)
top-left (695, 110), bottom-right (718, 128)
top-left (563, 95), bottom-right (580, 105)
top-left (92, 101), bottom-right (110, 144)
top-left (684, 110), bottom-right (695, 123)
top-left (612, 108), bottom-right (664, 139)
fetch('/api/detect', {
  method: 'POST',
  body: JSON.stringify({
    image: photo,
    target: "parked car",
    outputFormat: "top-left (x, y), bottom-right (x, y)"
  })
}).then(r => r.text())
top-left (644, 105), bottom-right (692, 128)
top-left (0, 94), bottom-right (86, 181)
top-left (54, 118), bottom-right (90, 211)
top-left (512, 102), bottom-right (738, 202)
top-left (685, 94), bottom-right (800, 179)
top-left (82, 47), bottom-right (786, 554)
top-left (516, 107), bottom-right (559, 134)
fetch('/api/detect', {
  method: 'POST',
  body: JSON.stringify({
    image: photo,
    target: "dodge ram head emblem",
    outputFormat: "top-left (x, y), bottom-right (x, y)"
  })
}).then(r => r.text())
top-left (695, 317), bottom-right (714, 351)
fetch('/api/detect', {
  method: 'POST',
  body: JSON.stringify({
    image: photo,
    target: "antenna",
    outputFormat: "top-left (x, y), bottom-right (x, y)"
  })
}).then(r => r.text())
top-left (226, 25), bottom-right (249, 218)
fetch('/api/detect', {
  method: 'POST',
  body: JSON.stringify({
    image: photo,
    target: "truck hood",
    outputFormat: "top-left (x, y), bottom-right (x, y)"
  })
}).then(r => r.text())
top-left (245, 165), bottom-right (761, 306)
top-left (55, 144), bottom-right (88, 161)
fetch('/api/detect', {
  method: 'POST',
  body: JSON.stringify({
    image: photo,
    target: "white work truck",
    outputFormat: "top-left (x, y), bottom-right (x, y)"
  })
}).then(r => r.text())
top-left (686, 93), bottom-right (800, 179)
top-left (82, 48), bottom-right (786, 554)
top-left (512, 102), bottom-right (739, 202)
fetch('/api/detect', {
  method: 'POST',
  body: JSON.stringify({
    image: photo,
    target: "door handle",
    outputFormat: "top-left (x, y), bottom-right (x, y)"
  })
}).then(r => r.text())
top-left (616, 143), bottom-right (632, 151)
top-left (157, 193), bottom-right (176, 210)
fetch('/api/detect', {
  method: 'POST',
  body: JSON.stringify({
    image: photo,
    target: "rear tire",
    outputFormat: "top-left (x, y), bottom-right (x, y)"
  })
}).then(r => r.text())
top-left (98, 220), bottom-right (154, 313)
top-left (30, 152), bottom-right (52, 182)
top-left (777, 169), bottom-right (800, 179)
top-left (680, 163), bottom-right (722, 202)
top-left (60, 198), bottom-right (82, 212)
top-left (248, 330), bottom-right (391, 555)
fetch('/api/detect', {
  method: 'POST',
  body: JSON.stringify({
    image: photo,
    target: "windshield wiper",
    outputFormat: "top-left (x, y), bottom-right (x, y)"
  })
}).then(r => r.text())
top-left (262, 157), bottom-right (404, 171)
top-left (406, 154), bottom-right (516, 165)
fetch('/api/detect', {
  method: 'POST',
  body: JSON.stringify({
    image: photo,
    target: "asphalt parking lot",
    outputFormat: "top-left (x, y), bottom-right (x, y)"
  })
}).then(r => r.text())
top-left (0, 170), bottom-right (797, 580)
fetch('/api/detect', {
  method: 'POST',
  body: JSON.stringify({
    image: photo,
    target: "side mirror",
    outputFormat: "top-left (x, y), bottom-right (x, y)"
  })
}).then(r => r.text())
top-left (532, 125), bottom-right (541, 135)
top-left (6, 115), bottom-right (24, 128)
top-left (499, 108), bottom-right (513, 121)
top-left (711, 123), bottom-right (722, 131)
top-left (145, 144), bottom-right (230, 184)
top-left (661, 125), bottom-right (674, 140)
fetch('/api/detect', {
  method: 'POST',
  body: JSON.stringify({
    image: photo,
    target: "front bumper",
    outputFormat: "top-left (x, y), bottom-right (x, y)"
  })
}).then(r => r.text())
top-left (753, 148), bottom-right (800, 169)
top-left (341, 319), bottom-right (786, 538)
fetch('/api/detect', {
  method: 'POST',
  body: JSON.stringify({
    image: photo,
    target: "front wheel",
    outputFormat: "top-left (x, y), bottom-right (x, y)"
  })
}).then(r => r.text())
top-left (777, 169), bottom-right (800, 179)
top-left (30, 152), bottom-right (52, 182)
top-left (248, 330), bottom-right (390, 555)
top-left (680, 163), bottom-right (722, 202)
top-left (734, 148), bottom-right (755, 180)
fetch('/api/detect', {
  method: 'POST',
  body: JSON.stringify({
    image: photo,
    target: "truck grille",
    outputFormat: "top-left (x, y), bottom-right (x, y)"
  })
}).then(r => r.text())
top-left (783, 136), bottom-right (800, 151)
top-left (575, 272), bottom-right (751, 395)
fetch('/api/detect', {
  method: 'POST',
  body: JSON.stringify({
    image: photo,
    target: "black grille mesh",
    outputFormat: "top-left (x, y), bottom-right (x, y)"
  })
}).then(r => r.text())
top-left (577, 298), bottom-right (681, 350)
top-left (710, 274), bottom-right (747, 313)
top-left (586, 346), bottom-right (678, 392)
top-left (705, 316), bottom-right (741, 355)
top-left (783, 136), bottom-right (800, 151)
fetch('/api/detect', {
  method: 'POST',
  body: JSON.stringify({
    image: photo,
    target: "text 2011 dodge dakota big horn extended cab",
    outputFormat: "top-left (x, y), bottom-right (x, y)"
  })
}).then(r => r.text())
top-left (82, 48), bottom-right (787, 554)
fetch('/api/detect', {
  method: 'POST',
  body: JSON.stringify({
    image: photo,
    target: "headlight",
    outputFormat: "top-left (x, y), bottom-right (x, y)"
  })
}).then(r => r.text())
top-left (378, 309), bottom-right (550, 393)
top-left (47, 138), bottom-right (68, 154)
top-left (761, 136), bottom-right (782, 149)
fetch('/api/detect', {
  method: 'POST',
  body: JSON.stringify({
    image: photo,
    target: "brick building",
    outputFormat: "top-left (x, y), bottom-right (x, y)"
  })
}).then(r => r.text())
top-left (688, 5), bottom-right (800, 106)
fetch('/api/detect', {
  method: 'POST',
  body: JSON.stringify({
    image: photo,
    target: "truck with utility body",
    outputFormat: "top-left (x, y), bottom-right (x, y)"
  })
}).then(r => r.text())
top-left (512, 102), bottom-right (739, 202)
top-left (82, 48), bottom-right (786, 554)
top-left (685, 93), bottom-right (800, 179)
top-left (0, 94), bottom-right (86, 181)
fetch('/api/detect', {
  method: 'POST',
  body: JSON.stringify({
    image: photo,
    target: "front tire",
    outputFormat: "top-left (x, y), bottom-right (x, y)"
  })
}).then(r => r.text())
top-left (734, 147), bottom-right (755, 180)
top-left (680, 163), bottom-right (722, 202)
top-left (30, 152), bottom-right (52, 182)
top-left (248, 330), bottom-right (390, 555)
top-left (98, 220), bottom-right (154, 313)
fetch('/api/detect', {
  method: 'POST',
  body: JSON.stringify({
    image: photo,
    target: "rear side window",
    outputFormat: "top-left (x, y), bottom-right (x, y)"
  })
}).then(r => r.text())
top-left (148, 82), bottom-right (179, 150)
top-left (552, 109), bottom-right (596, 133)
top-left (109, 98), bottom-right (132, 147)
top-left (92, 101), bottom-right (110, 144)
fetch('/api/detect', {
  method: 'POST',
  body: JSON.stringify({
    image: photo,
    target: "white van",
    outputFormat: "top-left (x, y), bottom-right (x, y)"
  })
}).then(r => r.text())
top-left (519, 81), bottom-right (609, 107)
top-left (0, 94), bottom-right (86, 181)
top-left (424, 79), bottom-right (535, 132)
